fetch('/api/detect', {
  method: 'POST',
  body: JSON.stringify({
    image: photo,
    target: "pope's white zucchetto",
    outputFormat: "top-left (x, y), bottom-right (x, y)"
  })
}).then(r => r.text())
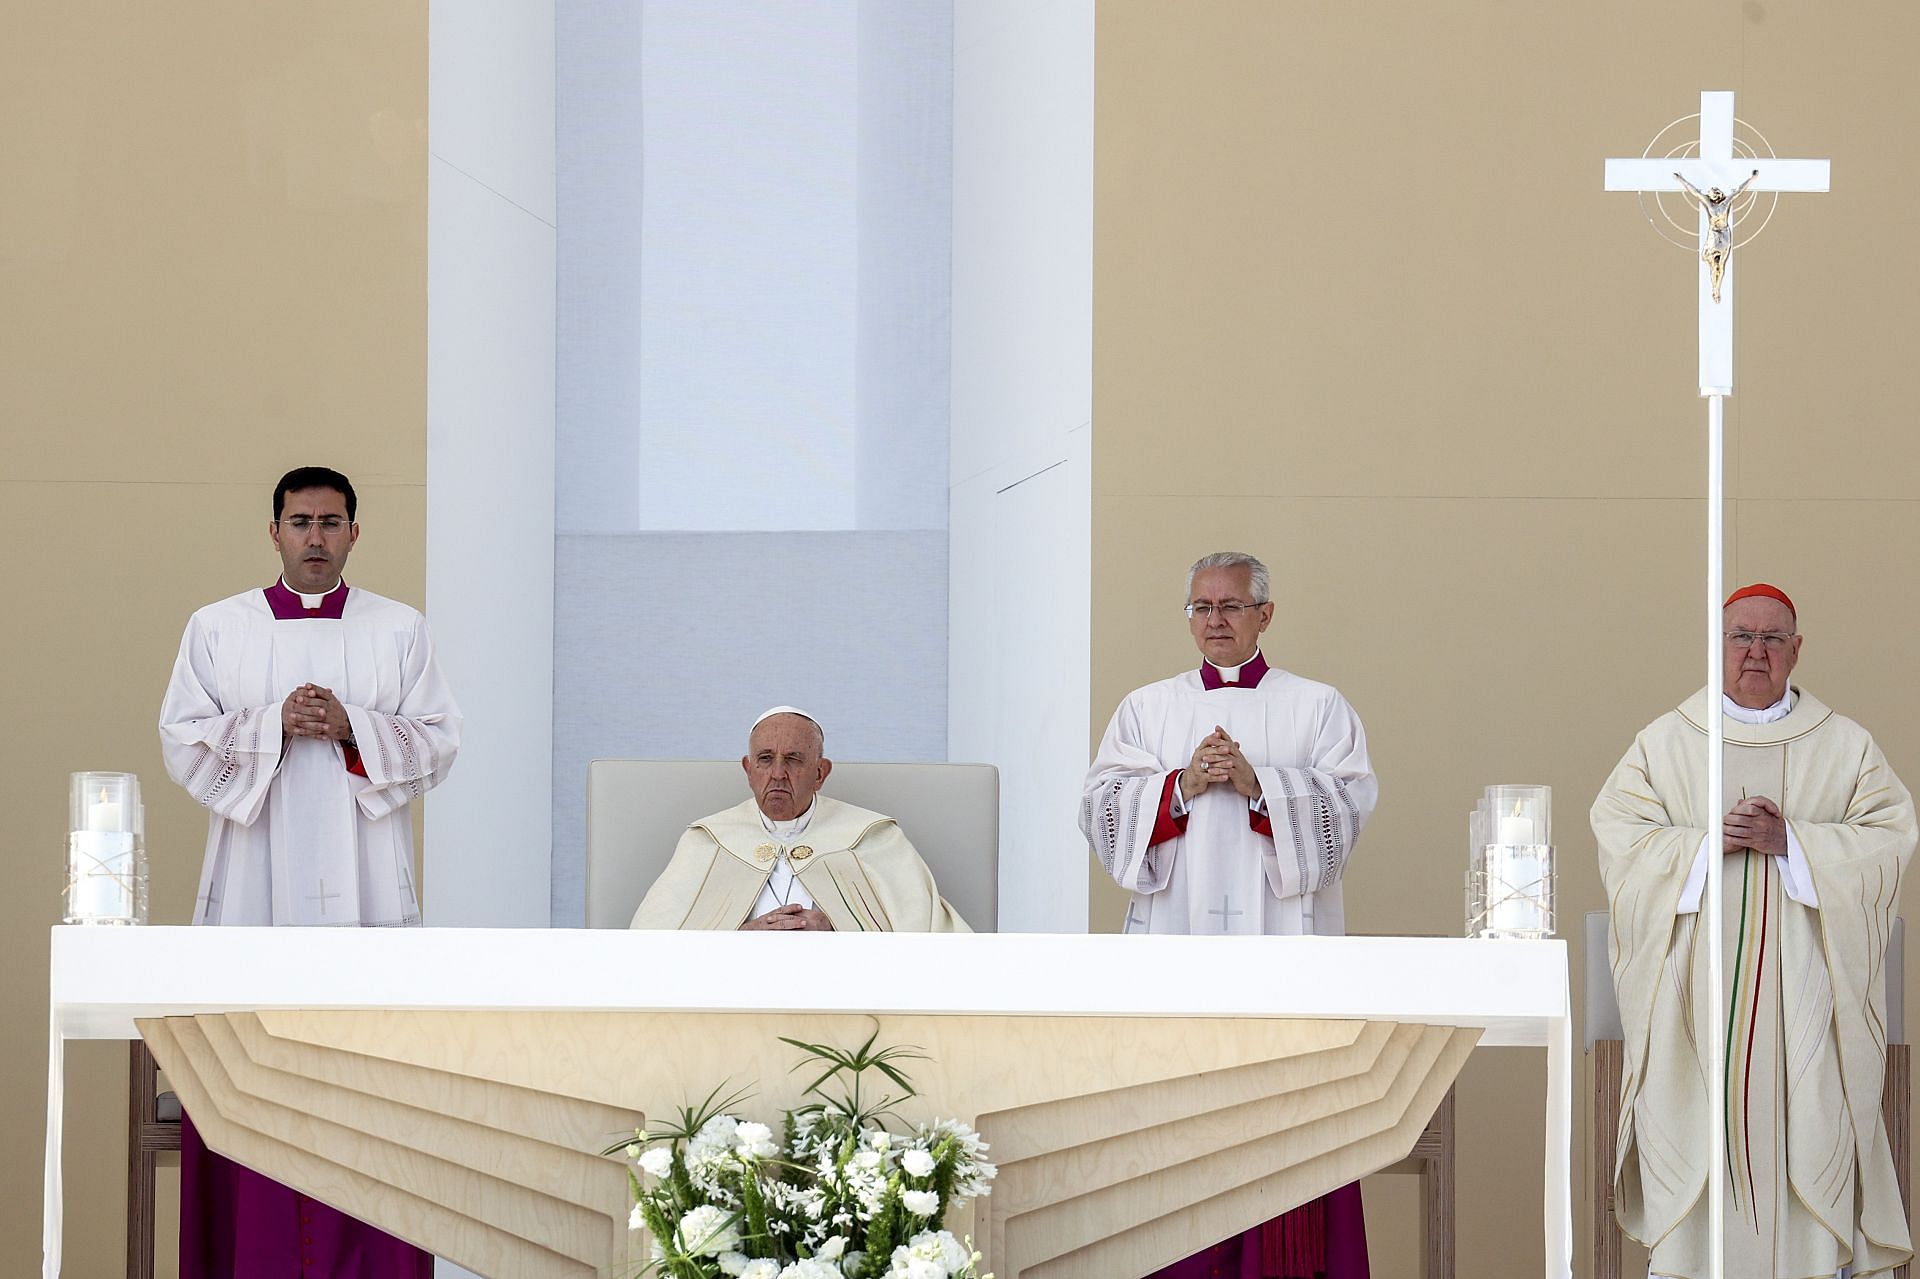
top-left (752, 705), bottom-right (822, 734)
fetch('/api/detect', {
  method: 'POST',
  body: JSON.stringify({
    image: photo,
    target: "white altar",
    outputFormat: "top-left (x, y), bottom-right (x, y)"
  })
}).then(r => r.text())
top-left (45, 928), bottom-right (1571, 1277)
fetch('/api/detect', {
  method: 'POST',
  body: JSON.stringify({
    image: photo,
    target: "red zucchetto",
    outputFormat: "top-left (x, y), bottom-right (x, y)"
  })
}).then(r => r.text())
top-left (1724, 582), bottom-right (1796, 618)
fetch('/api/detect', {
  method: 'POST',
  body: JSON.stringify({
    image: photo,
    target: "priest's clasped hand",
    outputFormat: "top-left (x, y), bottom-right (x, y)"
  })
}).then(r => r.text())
top-left (1182, 726), bottom-right (1261, 801)
top-left (739, 904), bottom-right (835, 932)
top-left (281, 683), bottom-right (353, 742)
top-left (1723, 796), bottom-right (1788, 857)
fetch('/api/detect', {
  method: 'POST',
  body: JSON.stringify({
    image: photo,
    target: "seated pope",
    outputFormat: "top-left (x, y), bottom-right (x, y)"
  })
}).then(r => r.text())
top-left (630, 706), bottom-right (971, 932)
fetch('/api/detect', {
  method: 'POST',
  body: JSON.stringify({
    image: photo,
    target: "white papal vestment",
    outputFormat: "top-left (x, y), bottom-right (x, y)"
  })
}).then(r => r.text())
top-left (159, 584), bottom-right (461, 927)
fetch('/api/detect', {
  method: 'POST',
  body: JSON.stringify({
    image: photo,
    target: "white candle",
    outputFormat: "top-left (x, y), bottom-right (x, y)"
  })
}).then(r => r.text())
top-left (1496, 799), bottom-right (1533, 846)
top-left (87, 787), bottom-right (124, 833)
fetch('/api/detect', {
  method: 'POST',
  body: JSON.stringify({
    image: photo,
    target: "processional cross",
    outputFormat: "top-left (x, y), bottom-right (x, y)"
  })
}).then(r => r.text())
top-left (1603, 90), bottom-right (1828, 1279)
top-left (1604, 91), bottom-right (1829, 396)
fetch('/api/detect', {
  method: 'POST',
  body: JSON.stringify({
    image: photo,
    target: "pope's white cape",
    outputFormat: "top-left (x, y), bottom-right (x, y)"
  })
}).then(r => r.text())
top-left (1081, 661), bottom-right (1377, 936)
top-left (632, 795), bottom-right (971, 933)
top-left (158, 587), bottom-right (462, 927)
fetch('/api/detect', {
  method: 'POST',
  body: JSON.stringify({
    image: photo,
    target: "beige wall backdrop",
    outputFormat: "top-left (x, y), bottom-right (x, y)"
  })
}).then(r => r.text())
top-left (3, 4), bottom-right (425, 1272)
top-left (1093, 0), bottom-right (1920, 1273)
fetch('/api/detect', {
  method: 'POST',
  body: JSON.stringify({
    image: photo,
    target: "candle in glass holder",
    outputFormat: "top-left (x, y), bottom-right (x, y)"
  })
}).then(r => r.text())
top-left (66, 772), bottom-right (144, 924)
top-left (1473, 784), bottom-right (1555, 938)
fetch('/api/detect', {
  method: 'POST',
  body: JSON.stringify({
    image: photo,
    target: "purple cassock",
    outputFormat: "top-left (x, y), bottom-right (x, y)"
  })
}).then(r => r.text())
top-left (1147, 650), bottom-right (1370, 1279)
top-left (177, 580), bottom-right (433, 1278)
top-left (181, 1113), bottom-right (433, 1278)
top-left (1150, 1183), bottom-right (1369, 1279)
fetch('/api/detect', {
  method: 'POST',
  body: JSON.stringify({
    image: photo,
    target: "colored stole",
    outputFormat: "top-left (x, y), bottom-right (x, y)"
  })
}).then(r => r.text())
top-left (1719, 739), bottom-right (1789, 1270)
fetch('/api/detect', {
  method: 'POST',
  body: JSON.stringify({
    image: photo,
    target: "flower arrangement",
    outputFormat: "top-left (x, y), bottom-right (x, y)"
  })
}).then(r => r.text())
top-left (605, 1029), bottom-right (995, 1279)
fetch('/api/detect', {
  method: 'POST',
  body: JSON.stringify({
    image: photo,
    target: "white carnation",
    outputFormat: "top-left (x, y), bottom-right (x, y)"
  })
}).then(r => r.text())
top-left (735, 1120), bottom-right (780, 1159)
top-left (930, 1231), bottom-right (970, 1272)
top-left (890, 1230), bottom-right (970, 1276)
top-left (689, 1115), bottom-right (741, 1161)
top-left (719, 1253), bottom-right (751, 1277)
top-left (638, 1146), bottom-right (675, 1179)
top-left (900, 1149), bottom-right (935, 1178)
top-left (901, 1189), bottom-right (939, 1217)
top-left (741, 1261), bottom-right (782, 1279)
top-left (889, 1258), bottom-right (942, 1279)
top-left (676, 1204), bottom-right (741, 1257)
top-left (628, 1203), bottom-right (645, 1231)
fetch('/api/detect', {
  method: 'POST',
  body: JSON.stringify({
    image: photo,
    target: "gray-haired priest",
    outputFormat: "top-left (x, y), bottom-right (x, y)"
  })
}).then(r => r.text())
top-left (632, 706), bottom-right (970, 932)
top-left (1080, 550), bottom-right (1377, 1279)
top-left (1593, 583), bottom-right (1914, 1279)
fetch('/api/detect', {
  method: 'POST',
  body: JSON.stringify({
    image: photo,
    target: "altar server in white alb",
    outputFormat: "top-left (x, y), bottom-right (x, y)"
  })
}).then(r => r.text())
top-left (159, 466), bottom-right (458, 1278)
top-left (1082, 550), bottom-right (1377, 937)
top-left (1081, 550), bottom-right (1377, 1279)
top-left (160, 466), bottom-right (462, 928)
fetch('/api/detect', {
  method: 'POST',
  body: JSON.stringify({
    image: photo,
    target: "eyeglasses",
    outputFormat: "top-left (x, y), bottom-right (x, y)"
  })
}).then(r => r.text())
top-left (276, 517), bottom-right (351, 535)
top-left (1185, 602), bottom-right (1265, 620)
top-left (1724, 630), bottom-right (1796, 650)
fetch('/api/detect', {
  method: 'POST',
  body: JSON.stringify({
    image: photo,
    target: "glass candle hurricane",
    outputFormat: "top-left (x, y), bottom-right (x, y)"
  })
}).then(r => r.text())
top-left (1468, 783), bottom-right (1555, 939)
top-left (65, 771), bottom-right (147, 925)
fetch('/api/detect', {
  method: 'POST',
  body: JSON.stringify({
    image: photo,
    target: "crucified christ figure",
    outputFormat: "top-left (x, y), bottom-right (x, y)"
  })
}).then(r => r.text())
top-left (1675, 168), bottom-right (1761, 303)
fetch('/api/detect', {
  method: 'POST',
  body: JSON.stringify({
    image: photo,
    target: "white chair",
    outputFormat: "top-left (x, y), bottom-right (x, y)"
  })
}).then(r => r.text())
top-left (584, 760), bottom-right (999, 931)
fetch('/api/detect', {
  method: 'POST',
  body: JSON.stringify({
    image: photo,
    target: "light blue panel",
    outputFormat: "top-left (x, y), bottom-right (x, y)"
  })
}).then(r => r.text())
top-left (557, 1), bottom-right (951, 535)
top-left (550, 530), bottom-right (948, 925)
top-left (855, 0), bottom-right (952, 530)
top-left (555, 0), bottom-right (643, 533)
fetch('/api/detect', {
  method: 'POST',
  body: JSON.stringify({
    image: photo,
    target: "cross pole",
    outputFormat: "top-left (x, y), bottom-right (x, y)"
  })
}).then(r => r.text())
top-left (1603, 90), bottom-right (1829, 1279)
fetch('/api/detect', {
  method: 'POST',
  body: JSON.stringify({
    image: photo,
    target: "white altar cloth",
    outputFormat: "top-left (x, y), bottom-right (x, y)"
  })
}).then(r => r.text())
top-left (45, 927), bottom-right (1572, 1277)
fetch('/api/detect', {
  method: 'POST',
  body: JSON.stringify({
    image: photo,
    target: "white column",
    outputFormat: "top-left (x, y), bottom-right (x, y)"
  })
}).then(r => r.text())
top-left (948, 1), bottom-right (1095, 933)
top-left (426, 0), bottom-right (556, 944)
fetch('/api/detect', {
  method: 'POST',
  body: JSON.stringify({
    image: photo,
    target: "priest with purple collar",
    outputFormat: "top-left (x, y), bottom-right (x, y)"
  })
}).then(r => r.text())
top-left (157, 465), bottom-right (459, 1278)
top-left (1080, 550), bottom-right (1376, 1279)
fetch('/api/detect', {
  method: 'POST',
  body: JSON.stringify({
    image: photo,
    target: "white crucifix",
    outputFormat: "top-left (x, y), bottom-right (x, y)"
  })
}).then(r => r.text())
top-left (1603, 90), bottom-right (1828, 1279)
top-left (1604, 90), bottom-right (1829, 396)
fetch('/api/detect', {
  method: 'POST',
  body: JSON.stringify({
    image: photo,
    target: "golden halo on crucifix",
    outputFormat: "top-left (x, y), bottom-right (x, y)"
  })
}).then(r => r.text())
top-left (1635, 112), bottom-right (1782, 251)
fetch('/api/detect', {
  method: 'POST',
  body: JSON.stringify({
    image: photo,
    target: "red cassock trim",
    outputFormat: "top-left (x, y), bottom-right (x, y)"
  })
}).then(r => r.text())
top-left (1249, 806), bottom-right (1274, 838)
top-left (342, 743), bottom-right (368, 778)
top-left (1148, 772), bottom-right (1190, 847)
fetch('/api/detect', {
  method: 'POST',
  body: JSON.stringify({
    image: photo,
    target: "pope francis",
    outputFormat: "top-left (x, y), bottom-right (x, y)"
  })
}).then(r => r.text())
top-left (631, 706), bottom-right (970, 933)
